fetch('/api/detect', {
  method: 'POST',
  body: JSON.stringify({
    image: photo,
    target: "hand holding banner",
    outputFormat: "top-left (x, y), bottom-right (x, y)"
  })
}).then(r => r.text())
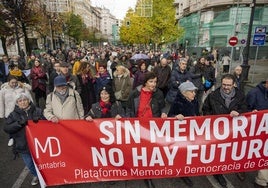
top-left (26, 110), bottom-right (268, 187)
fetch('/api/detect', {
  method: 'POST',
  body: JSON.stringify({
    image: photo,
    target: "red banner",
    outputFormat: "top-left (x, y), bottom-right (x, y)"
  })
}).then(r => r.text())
top-left (26, 110), bottom-right (268, 187)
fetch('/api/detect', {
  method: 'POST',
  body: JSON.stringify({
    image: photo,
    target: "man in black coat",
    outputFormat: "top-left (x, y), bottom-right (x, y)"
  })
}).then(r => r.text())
top-left (202, 74), bottom-right (248, 187)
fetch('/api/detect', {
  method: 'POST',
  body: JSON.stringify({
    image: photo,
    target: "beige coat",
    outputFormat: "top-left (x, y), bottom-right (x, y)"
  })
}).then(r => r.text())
top-left (112, 66), bottom-right (132, 101)
top-left (0, 82), bottom-right (32, 118)
top-left (43, 88), bottom-right (84, 120)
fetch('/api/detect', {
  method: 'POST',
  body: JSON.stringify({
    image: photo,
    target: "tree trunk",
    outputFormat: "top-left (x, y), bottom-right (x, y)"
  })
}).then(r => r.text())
top-left (21, 21), bottom-right (31, 55)
top-left (1, 36), bottom-right (8, 56)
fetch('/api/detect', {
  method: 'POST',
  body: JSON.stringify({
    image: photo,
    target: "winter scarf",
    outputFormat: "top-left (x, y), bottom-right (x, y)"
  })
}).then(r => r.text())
top-left (100, 100), bottom-right (111, 117)
top-left (9, 69), bottom-right (22, 77)
top-left (220, 88), bottom-right (236, 108)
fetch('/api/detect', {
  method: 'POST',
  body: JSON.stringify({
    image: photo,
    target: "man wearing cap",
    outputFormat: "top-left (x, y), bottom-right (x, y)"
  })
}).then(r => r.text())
top-left (59, 62), bottom-right (81, 94)
top-left (202, 74), bottom-right (248, 187)
top-left (44, 75), bottom-right (84, 123)
top-left (168, 81), bottom-right (199, 187)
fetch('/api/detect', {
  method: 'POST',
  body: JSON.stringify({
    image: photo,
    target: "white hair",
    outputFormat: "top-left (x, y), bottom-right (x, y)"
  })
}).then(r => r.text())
top-left (15, 92), bottom-right (32, 103)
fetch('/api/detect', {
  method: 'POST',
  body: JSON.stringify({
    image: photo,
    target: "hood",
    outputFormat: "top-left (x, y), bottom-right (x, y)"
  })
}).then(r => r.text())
top-left (257, 81), bottom-right (268, 98)
top-left (1, 82), bottom-right (12, 90)
top-left (113, 67), bottom-right (130, 78)
top-left (257, 81), bottom-right (267, 93)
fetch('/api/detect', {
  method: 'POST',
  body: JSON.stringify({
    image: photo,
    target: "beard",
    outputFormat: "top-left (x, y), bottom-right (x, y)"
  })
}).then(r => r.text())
top-left (58, 89), bottom-right (67, 95)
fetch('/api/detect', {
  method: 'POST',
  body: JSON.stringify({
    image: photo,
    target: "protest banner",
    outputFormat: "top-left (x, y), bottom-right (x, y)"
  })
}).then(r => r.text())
top-left (26, 110), bottom-right (268, 187)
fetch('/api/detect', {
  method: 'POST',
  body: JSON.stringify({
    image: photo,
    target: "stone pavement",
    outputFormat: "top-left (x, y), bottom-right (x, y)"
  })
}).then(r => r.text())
top-left (243, 59), bottom-right (268, 92)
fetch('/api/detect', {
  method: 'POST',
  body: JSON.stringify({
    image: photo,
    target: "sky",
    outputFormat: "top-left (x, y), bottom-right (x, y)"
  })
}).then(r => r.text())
top-left (91, 0), bottom-right (138, 20)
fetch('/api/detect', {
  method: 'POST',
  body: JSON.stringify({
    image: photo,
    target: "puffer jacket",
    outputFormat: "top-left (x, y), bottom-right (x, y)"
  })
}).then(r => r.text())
top-left (246, 81), bottom-right (268, 110)
top-left (3, 103), bottom-right (44, 154)
top-left (202, 87), bottom-right (248, 115)
top-left (0, 82), bottom-right (32, 118)
top-left (165, 67), bottom-right (192, 103)
top-left (168, 91), bottom-right (199, 117)
top-left (43, 88), bottom-right (84, 120)
top-left (86, 101), bottom-right (125, 118)
top-left (126, 85), bottom-right (167, 117)
top-left (190, 63), bottom-right (205, 90)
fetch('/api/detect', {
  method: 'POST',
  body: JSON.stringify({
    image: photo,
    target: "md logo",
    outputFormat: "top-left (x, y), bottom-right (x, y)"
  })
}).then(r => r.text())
top-left (34, 137), bottom-right (61, 158)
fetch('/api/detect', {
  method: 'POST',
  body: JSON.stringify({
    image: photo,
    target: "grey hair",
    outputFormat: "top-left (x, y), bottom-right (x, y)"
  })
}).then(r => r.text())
top-left (15, 92), bottom-right (32, 103)
top-left (179, 58), bottom-right (187, 64)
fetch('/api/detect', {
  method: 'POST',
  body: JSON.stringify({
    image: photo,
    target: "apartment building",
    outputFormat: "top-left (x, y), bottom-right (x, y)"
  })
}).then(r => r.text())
top-left (174, 0), bottom-right (268, 58)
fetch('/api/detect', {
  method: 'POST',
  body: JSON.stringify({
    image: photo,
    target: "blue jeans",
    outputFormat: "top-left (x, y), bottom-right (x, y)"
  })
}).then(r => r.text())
top-left (20, 153), bottom-right (37, 176)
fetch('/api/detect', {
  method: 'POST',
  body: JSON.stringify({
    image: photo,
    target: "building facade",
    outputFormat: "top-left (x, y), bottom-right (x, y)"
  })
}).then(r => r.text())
top-left (174, 0), bottom-right (268, 59)
top-left (5, 0), bottom-right (119, 55)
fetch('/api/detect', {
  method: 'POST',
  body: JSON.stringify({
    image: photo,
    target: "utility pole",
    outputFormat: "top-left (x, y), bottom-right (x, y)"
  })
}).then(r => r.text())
top-left (241, 0), bottom-right (256, 80)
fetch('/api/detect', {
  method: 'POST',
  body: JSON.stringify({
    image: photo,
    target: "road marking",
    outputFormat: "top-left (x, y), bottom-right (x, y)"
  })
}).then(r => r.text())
top-left (207, 175), bottom-right (235, 188)
top-left (12, 166), bottom-right (29, 188)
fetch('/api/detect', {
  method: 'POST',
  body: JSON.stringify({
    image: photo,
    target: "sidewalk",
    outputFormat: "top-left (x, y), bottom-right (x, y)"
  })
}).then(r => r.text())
top-left (245, 59), bottom-right (268, 86)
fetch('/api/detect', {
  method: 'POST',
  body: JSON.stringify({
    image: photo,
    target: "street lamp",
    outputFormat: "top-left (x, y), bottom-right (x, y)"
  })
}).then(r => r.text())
top-left (241, 0), bottom-right (256, 80)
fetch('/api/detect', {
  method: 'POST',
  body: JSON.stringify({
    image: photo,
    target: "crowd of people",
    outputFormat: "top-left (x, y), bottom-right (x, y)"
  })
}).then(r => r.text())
top-left (0, 46), bottom-right (267, 188)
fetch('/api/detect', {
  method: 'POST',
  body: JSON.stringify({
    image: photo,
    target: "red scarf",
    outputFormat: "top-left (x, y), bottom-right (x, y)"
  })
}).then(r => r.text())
top-left (137, 88), bottom-right (153, 117)
top-left (100, 100), bottom-right (111, 116)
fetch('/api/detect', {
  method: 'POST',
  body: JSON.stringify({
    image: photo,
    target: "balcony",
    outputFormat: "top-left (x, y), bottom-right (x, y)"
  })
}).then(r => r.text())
top-left (176, 0), bottom-right (265, 16)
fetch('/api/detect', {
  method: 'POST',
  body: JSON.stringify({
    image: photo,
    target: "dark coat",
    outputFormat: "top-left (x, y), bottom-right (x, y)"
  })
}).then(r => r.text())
top-left (234, 74), bottom-right (245, 92)
top-left (95, 71), bottom-right (112, 94)
top-left (48, 70), bottom-right (60, 92)
top-left (0, 60), bottom-right (7, 83)
top-left (133, 70), bottom-right (148, 89)
top-left (190, 63), bottom-right (205, 90)
top-left (153, 65), bottom-right (171, 90)
top-left (168, 91), bottom-right (199, 117)
top-left (202, 87), bottom-right (248, 115)
top-left (203, 64), bottom-right (216, 90)
top-left (86, 101), bottom-right (125, 118)
top-left (3, 103), bottom-right (45, 154)
top-left (7, 71), bottom-right (29, 84)
top-left (246, 81), bottom-right (268, 110)
top-left (126, 86), bottom-right (167, 117)
top-left (77, 74), bottom-right (96, 115)
top-left (165, 67), bottom-right (192, 103)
